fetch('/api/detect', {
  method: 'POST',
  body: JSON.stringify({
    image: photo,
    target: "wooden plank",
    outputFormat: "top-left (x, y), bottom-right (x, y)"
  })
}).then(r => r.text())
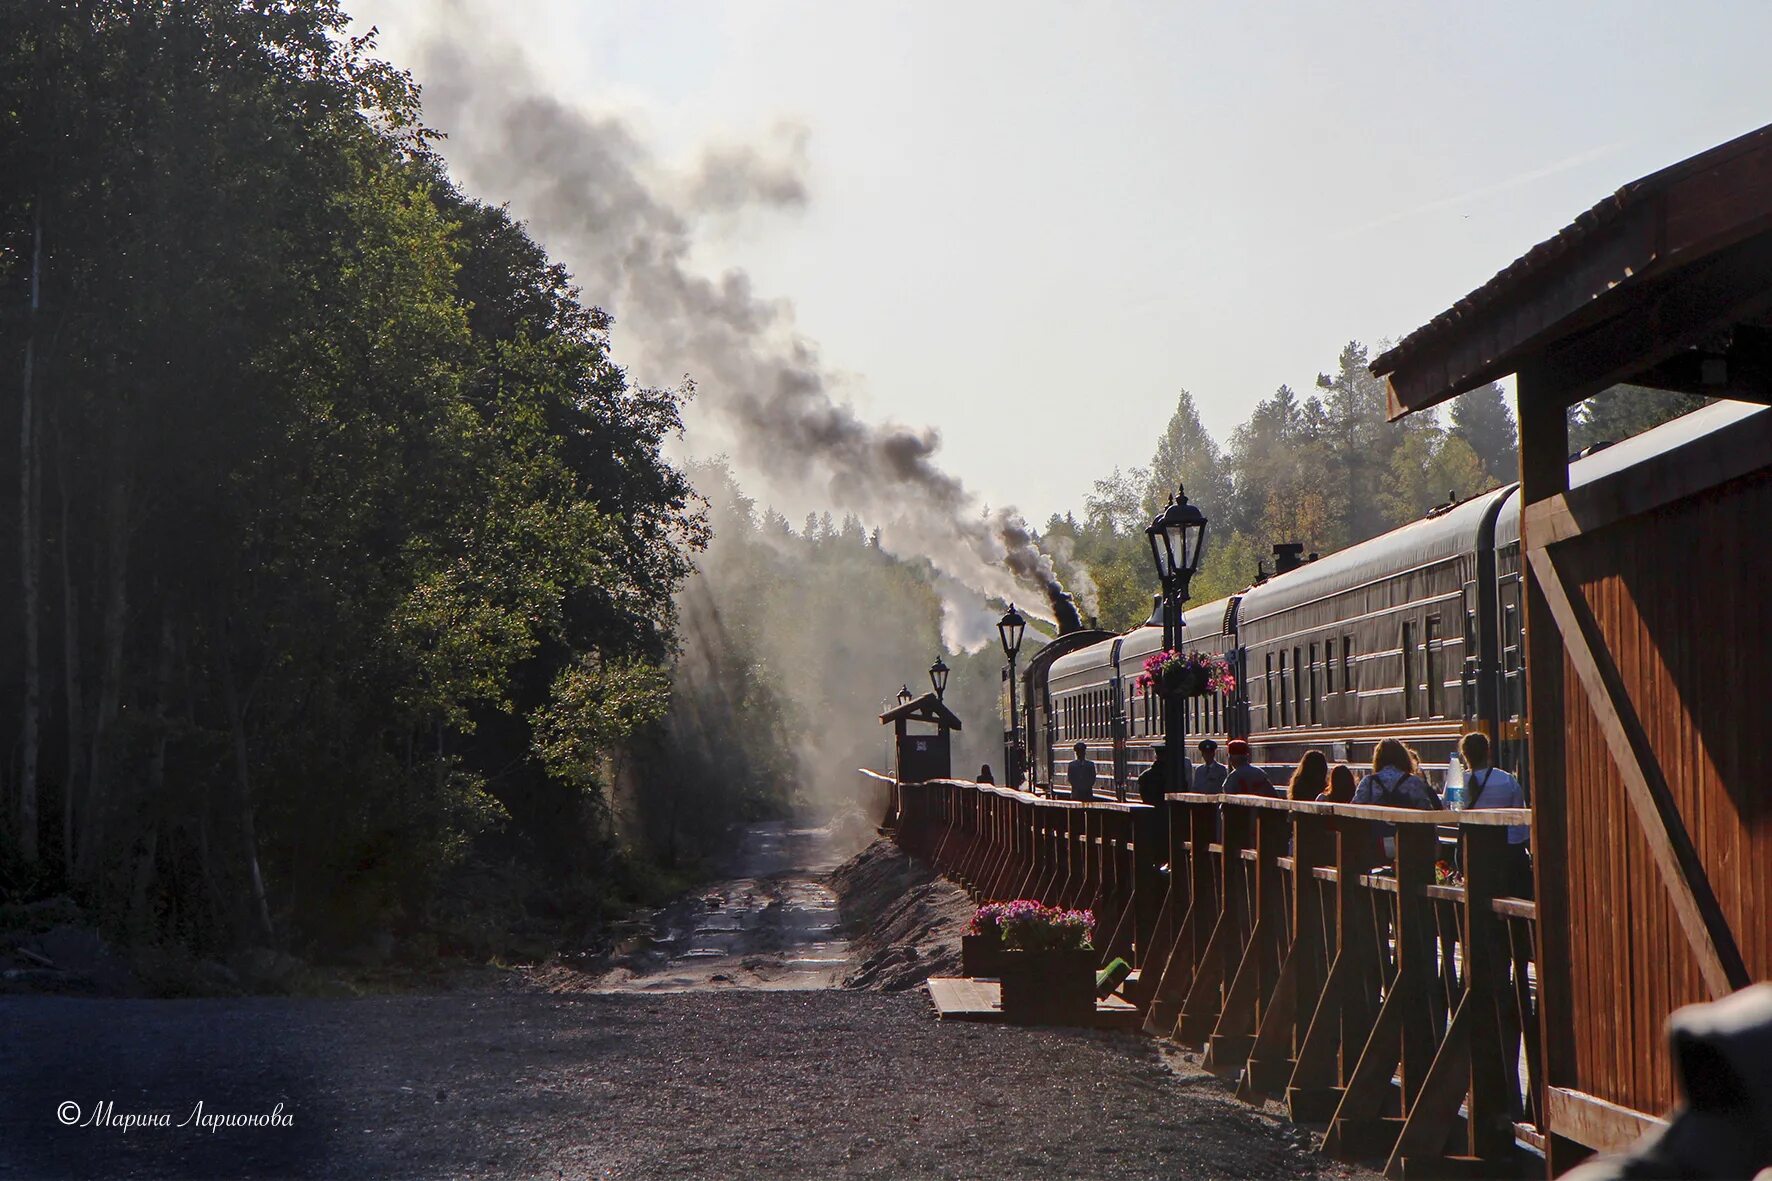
top-left (1526, 546), bottom-right (1749, 997)
top-left (1385, 997), bottom-right (1474, 1178)
top-left (1545, 1086), bottom-right (1666, 1153)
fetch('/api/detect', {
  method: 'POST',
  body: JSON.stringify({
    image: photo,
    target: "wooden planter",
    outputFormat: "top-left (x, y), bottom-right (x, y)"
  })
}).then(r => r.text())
top-left (997, 948), bottom-right (1097, 1025)
top-left (961, 933), bottom-right (1010, 978)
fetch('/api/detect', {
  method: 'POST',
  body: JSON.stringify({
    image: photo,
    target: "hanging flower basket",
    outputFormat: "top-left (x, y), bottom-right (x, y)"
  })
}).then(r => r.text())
top-left (1135, 650), bottom-right (1237, 699)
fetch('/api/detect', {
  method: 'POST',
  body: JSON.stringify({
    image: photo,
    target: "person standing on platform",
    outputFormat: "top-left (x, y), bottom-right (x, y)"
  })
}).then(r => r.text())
top-left (1221, 739), bottom-right (1276, 796)
top-left (1286, 749), bottom-right (1330, 801)
top-left (1460, 731), bottom-right (1531, 897)
top-left (1065, 740), bottom-right (1097, 802)
top-left (1192, 738), bottom-right (1228, 793)
top-left (1136, 745), bottom-right (1169, 807)
top-left (1323, 763), bottom-right (1358, 803)
top-left (976, 764), bottom-right (995, 785)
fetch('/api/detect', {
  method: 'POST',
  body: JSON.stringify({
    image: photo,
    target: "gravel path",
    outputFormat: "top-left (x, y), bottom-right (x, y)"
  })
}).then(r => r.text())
top-left (2, 990), bottom-right (1368, 1180)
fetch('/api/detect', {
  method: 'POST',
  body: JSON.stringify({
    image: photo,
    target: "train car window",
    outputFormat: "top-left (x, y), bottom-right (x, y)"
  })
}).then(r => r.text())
top-left (1402, 621), bottom-right (1417, 719)
top-left (1264, 653), bottom-right (1274, 726)
top-left (1292, 646), bottom-right (1303, 727)
top-left (1278, 651), bottom-right (1289, 727)
top-left (1342, 635), bottom-right (1354, 693)
top-left (1325, 639), bottom-right (1336, 694)
top-left (1309, 642), bottom-right (1320, 725)
top-left (1425, 615), bottom-right (1443, 718)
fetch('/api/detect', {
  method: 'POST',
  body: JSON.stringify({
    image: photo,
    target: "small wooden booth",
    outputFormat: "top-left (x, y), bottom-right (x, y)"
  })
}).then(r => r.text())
top-left (1372, 121), bottom-right (1772, 1174)
top-left (879, 692), bottom-right (961, 785)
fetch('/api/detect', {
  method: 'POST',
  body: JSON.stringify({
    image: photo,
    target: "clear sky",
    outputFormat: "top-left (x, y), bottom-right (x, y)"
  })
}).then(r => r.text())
top-left (352, 0), bottom-right (1772, 524)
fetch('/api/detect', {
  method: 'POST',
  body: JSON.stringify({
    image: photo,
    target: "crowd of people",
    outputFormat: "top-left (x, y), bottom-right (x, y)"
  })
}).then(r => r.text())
top-left (1043, 729), bottom-right (1531, 894)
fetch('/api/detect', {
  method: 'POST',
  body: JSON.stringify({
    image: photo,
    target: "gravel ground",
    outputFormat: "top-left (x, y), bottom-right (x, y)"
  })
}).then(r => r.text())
top-left (1, 990), bottom-right (1370, 1180)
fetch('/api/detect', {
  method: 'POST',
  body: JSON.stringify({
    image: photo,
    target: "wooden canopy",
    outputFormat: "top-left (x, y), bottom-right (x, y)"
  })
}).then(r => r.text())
top-left (878, 692), bottom-right (962, 730)
top-left (1372, 120), bottom-right (1772, 421)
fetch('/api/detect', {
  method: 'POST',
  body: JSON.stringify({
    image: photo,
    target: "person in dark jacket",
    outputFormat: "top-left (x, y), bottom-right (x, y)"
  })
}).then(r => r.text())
top-left (976, 764), bottom-right (995, 785)
top-left (1065, 741), bottom-right (1097, 802)
top-left (1136, 745), bottom-right (1169, 807)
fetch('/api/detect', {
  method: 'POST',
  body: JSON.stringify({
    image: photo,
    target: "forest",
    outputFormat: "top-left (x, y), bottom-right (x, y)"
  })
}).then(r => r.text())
top-left (1, 2), bottom-right (1708, 974)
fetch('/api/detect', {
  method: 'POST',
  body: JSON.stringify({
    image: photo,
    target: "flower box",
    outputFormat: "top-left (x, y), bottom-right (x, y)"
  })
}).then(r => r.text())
top-left (998, 948), bottom-right (1098, 1025)
top-left (961, 932), bottom-right (1010, 978)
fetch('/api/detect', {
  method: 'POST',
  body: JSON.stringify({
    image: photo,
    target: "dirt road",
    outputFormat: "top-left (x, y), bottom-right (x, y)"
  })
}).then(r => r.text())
top-left (589, 822), bottom-right (852, 992)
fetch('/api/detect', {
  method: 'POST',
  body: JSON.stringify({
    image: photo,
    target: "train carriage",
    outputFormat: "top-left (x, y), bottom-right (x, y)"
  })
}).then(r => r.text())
top-left (1015, 400), bottom-right (1767, 796)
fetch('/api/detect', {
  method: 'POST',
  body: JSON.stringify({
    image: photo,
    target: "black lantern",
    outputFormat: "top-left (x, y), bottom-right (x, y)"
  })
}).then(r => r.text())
top-left (896, 684), bottom-right (914, 707)
top-left (1146, 486), bottom-right (1208, 598)
top-left (1146, 486), bottom-right (1210, 797)
top-left (929, 655), bottom-right (949, 699)
top-left (997, 604), bottom-right (1026, 662)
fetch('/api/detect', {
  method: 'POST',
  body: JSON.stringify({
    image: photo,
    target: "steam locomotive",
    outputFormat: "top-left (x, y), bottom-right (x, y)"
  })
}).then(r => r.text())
top-left (1013, 401), bottom-right (1764, 794)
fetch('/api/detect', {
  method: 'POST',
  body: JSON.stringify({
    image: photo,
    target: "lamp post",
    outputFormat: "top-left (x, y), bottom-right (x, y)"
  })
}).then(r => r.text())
top-left (929, 655), bottom-right (949, 700)
top-left (897, 684), bottom-right (914, 707)
top-left (998, 604), bottom-right (1027, 787)
top-left (1145, 487), bottom-right (1209, 794)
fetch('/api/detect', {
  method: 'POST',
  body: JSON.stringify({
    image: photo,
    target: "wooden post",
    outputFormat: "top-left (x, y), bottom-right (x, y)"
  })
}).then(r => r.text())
top-left (1517, 365), bottom-right (1583, 1177)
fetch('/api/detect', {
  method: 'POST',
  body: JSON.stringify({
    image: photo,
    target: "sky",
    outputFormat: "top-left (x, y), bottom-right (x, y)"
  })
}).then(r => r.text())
top-left (351, 0), bottom-right (1772, 525)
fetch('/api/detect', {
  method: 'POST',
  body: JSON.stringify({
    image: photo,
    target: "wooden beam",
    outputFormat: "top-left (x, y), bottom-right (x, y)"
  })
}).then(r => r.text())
top-left (1546, 1087), bottom-right (1666, 1153)
top-left (1525, 546), bottom-right (1750, 997)
top-left (1538, 231), bottom-right (1772, 405)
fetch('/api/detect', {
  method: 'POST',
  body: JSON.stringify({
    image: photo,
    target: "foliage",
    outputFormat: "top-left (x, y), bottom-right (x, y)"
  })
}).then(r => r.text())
top-left (0, 2), bottom-right (701, 957)
top-left (1569, 384), bottom-right (1712, 453)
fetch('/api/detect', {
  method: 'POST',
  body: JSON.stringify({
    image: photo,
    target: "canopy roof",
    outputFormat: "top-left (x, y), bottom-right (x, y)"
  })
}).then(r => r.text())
top-left (1372, 121), bottom-right (1772, 418)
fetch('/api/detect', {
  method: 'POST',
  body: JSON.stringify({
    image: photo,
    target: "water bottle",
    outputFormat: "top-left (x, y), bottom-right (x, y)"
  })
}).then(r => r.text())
top-left (1444, 752), bottom-right (1465, 811)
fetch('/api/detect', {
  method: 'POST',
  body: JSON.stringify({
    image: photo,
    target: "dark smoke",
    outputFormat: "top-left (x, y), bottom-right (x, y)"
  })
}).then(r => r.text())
top-left (407, 30), bottom-right (1082, 620)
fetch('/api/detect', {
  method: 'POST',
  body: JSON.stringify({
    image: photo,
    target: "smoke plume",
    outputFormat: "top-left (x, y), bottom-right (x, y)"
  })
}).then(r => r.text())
top-left (411, 33), bottom-right (1080, 626)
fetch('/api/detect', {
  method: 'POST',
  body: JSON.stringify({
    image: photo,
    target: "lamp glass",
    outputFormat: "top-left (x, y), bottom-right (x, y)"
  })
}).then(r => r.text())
top-left (997, 605), bottom-right (1026, 661)
top-left (929, 656), bottom-right (949, 698)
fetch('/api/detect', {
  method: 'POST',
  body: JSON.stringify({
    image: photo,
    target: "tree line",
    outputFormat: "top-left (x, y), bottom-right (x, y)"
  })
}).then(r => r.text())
top-left (1, 2), bottom-right (715, 960)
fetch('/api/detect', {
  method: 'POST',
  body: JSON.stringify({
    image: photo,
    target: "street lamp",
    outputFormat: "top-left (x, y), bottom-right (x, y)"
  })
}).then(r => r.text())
top-left (897, 684), bottom-right (915, 707)
top-left (929, 655), bottom-right (949, 700)
top-left (998, 604), bottom-right (1027, 788)
top-left (1146, 486), bottom-right (1209, 793)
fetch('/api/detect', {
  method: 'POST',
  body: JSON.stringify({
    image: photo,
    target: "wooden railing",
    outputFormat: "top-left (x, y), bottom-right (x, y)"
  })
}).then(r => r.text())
top-left (880, 774), bottom-right (1542, 1178)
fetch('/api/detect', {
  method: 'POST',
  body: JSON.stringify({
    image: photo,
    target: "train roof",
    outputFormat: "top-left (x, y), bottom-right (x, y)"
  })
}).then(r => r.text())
top-left (1238, 484), bottom-right (1515, 625)
top-left (1495, 399), bottom-right (1769, 547)
top-left (1047, 595), bottom-right (1238, 685)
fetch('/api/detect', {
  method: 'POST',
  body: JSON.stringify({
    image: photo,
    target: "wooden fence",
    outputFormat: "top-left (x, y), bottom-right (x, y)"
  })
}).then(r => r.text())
top-left (884, 775), bottom-right (1542, 1179)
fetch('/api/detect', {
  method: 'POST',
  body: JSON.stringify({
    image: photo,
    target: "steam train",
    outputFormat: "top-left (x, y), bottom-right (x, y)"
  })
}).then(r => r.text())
top-left (1012, 401), bottom-right (1765, 795)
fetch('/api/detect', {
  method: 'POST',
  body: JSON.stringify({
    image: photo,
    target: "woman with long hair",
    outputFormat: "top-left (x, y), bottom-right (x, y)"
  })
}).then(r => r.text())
top-left (1356, 738), bottom-right (1440, 807)
top-left (1287, 750), bottom-right (1329, 801)
top-left (1324, 763), bottom-right (1357, 804)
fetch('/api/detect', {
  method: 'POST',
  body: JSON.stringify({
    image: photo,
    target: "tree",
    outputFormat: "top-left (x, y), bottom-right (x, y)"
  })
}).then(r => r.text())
top-left (1143, 391), bottom-right (1232, 521)
top-left (1569, 384), bottom-right (1711, 452)
top-left (1448, 382), bottom-right (1519, 483)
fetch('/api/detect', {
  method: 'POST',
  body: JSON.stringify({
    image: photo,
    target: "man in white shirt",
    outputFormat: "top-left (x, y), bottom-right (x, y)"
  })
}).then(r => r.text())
top-left (1461, 731), bottom-right (1531, 897)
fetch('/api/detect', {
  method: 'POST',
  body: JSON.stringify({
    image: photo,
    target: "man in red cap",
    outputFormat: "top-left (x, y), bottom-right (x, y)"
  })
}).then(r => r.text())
top-left (1222, 739), bottom-right (1276, 797)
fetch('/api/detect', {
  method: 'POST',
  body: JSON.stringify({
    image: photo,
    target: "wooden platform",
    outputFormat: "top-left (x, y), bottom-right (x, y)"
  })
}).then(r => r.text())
top-left (926, 976), bottom-right (1142, 1031)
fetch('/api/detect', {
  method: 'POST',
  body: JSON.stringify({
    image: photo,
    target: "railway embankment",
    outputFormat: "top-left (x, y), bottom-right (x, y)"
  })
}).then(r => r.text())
top-left (831, 838), bottom-right (970, 991)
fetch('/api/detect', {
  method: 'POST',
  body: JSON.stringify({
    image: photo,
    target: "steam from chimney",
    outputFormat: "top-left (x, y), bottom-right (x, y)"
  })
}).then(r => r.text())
top-left (408, 31), bottom-right (1081, 623)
